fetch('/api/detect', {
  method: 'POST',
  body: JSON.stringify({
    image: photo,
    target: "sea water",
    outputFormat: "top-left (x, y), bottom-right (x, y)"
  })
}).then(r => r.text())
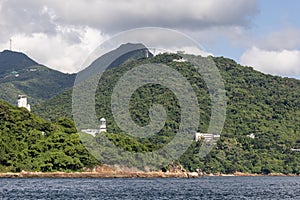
top-left (0, 177), bottom-right (299, 199)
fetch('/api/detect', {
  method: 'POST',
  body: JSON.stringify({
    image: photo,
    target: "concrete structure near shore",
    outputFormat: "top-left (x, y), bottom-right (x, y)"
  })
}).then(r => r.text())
top-left (80, 129), bottom-right (99, 137)
top-left (81, 117), bottom-right (107, 137)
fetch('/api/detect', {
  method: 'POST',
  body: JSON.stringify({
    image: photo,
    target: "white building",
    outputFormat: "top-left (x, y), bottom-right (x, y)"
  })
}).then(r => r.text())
top-left (17, 95), bottom-right (31, 111)
top-left (81, 117), bottom-right (107, 137)
top-left (99, 117), bottom-right (107, 132)
top-left (173, 58), bottom-right (187, 62)
top-left (247, 133), bottom-right (255, 139)
top-left (195, 132), bottom-right (220, 142)
top-left (291, 148), bottom-right (300, 152)
top-left (80, 129), bottom-right (99, 137)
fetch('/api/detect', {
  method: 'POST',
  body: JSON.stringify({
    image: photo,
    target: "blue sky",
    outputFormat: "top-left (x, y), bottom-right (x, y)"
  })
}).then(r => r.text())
top-left (0, 0), bottom-right (299, 79)
top-left (205, 0), bottom-right (300, 79)
top-left (218, 0), bottom-right (300, 56)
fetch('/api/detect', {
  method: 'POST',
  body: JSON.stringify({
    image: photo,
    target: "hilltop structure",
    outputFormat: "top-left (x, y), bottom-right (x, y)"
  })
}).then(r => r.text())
top-left (17, 95), bottom-right (30, 111)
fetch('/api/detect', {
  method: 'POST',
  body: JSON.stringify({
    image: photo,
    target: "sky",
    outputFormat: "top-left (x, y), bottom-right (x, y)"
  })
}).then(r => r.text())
top-left (0, 0), bottom-right (299, 79)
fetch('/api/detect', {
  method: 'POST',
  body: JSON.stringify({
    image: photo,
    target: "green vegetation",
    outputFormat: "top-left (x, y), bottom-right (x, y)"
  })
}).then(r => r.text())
top-left (0, 100), bottom-right (99, 172)
top-left (180, 134), bottom-right (300, 174)
top-left (5, 51), bottom-right (300, 174)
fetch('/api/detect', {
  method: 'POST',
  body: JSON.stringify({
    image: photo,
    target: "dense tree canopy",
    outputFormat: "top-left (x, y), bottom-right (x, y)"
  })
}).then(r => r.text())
top-left (7, 53), bottom-right (300, 174)
top-left (0, 101), bottom-right (99, 172)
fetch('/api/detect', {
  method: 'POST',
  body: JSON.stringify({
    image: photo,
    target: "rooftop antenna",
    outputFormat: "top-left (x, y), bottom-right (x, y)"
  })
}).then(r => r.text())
top-left (9, 39), bottom-right (12, 51)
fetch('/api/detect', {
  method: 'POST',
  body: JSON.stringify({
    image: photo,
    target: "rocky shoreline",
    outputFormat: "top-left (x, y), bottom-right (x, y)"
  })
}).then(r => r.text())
top-left (0, 171), bottom-right (196, 178)
top-left (0, 165), bottom-right (298, 179)
top-left (0, 171), bottom-right (299, 178)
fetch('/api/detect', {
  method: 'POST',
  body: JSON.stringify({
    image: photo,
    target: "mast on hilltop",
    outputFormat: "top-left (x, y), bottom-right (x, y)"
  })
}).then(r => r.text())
top-left (9, 39), bottom-right (12, 51)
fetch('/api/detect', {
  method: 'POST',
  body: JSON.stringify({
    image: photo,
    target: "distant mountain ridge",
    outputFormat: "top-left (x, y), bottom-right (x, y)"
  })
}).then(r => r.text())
top-left (0, 50), bottom-right (38, 75)
top-left (75, 43), bottom-right (153, 84)
top-left (0, 50), bottom-right (76, 104)
top-left (0, 43), bottom-right (153, 105)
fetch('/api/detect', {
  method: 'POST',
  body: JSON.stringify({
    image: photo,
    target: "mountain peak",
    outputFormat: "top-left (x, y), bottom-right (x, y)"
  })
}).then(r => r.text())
top-left (108, 43), bottom-right (153, 68)
top-left (76, 43), bottom-right (153, 84)
top-left (0, 50), bottom-right (39, 74)
top-left (118, 42), bottom-right (148, 49)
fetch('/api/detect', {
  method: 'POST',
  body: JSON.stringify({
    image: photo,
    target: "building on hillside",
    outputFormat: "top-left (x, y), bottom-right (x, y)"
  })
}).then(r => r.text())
top-left (247, 133), bottom-right (255, 139)
top-left (291, 148), bottom-right (300, 152)
top-left (17, 95), bottom-right (30, 111)
top-left (195, 132), bottom-right (220, 142)
top-left (99, 117), bottom-right (107, 132)
top-left (11, 71), bottom-right (19, 77)
top-left (173, 58), bottom-right (187, 62)
top-left (80, 129), bottom-right (99, 137)
top-left (81, 117), bottom-right (107, 137)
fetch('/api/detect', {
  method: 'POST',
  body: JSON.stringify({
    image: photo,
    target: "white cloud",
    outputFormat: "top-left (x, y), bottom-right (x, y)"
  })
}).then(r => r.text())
top-left (0, 0), bottom-right (258, 37)
top-left (186, 26), bottom-right (254, 49)
top-left (0, 0), bottom-right (259, 73)
top-left (239, 27), bottom-right (300, 77)
top-left (240, 47), bottom-right (300, 76)
top-left (0, 0), bottom-right (57, 42)
top-left (41, 0), bottom-right (258, 32)
top-left (256, 27), bottom-right (300, 51)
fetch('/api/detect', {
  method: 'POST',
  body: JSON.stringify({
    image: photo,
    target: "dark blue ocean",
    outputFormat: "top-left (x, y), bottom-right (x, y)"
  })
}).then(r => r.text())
top-left (0, 177), bottom-right (299, 199)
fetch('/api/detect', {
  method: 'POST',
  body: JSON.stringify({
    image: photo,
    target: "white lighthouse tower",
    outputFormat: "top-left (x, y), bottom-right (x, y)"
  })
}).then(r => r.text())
top-left (99, 117), bottom-right (107, 132)
top-left (17, 95), bottom-right (31, 111)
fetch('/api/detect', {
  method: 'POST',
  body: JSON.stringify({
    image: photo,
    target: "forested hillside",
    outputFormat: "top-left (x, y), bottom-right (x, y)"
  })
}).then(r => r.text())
top-left (0, 100), bottom-right (98, 172)
top-left (32, 52), bottom-right (300, 174)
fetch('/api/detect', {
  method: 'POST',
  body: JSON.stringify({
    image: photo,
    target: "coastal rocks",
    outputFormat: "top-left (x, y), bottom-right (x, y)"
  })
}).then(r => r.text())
top-left (0, 164), bottom-right (203, 178)
top-left (0, 171), bottom-right (191, 178)
top-left (0, 164), bottom-right (193, 178)
top-left (2, 171), bottom-right (299, 178)
top-left (186, 172), bottom-right (199, 178)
